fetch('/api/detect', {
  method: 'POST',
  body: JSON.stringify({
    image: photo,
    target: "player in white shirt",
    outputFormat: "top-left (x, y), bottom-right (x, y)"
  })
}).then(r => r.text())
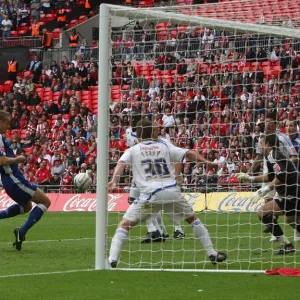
top-left (108, 119), bottom-right (227, 268)
top-left (125, 113), bottom-right (185, 241)
top-left (241, 112), bottom-right (297, 242)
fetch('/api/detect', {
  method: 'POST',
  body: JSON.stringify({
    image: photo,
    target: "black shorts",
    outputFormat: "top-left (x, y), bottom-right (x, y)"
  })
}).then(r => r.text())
top-left (275, 197), bottom-right (300, 216)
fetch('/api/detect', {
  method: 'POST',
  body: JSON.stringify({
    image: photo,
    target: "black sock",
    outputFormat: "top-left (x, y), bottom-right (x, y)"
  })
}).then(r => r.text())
top-left (261, 215), bottom-right (284, 237)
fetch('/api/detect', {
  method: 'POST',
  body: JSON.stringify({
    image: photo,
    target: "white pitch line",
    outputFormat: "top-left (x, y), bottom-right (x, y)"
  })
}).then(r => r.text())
top-left (0, 269), bottom-right (95, 279)
top-left (0, 237), bottom-right (95, 245)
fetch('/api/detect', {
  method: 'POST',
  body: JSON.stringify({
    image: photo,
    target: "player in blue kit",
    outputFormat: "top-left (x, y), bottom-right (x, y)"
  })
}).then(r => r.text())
top-left (0, 111), bottom-right (51, 250)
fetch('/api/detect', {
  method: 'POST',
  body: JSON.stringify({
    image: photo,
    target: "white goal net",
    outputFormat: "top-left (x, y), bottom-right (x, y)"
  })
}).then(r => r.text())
top-left (96, 3), bottom-right (300, 273)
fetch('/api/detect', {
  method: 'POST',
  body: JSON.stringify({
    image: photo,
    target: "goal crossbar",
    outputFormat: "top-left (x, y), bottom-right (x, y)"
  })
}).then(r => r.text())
top-left (105, 4), bottom-right (300, 38)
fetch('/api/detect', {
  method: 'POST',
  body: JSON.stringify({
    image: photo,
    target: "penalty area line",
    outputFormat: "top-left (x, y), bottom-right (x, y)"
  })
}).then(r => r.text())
top-left (0, 269), bottom-right (95, 279)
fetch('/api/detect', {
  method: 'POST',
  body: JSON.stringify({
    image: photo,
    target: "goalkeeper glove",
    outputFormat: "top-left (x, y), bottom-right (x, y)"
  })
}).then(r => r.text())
top-left (248, 186), bottom-right (271, 204)
top-left (235, 173), bottom-right (255, 182)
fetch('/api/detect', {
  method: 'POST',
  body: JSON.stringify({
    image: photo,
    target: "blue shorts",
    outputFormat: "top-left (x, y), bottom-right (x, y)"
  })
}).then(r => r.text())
top-left (2, 173), bottom-right (37, 205)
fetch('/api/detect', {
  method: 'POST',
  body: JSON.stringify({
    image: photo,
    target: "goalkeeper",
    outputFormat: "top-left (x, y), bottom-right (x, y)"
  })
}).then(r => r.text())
top-left (248, 112), bottom-right (297, 242)
top-left (236, 134), bottom-right (299, 255)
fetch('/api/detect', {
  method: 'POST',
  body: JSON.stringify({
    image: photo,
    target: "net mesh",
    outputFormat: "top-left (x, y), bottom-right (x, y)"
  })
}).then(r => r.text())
top-left (105, 3), bottom-right (300, 271)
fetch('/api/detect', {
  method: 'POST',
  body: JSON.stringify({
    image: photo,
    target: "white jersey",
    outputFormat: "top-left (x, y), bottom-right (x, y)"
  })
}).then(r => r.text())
top-left (120, 140), bottom-right (188, 196)
top-left (256, 131), bottom-right (297, 158)
top-left (125, 127), bottom-right (138, 148)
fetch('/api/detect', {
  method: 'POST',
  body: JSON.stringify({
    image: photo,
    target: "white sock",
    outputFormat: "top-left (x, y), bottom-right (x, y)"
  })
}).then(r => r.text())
top-left (279, 235), bottom-right (290, 245)
top-left (109, 228), bottom-right (128, 263)
top-left (156, 213), bottom-right (168, 235)
top-left (146, 218), bottom-right (159, 233)
top-left (191, 219), bottom-right (217, 257)
top-left (174, 223), bottom-right (183, 233)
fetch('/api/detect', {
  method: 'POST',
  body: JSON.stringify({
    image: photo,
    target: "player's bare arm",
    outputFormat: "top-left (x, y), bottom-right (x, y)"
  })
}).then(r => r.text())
top-left (108, 160), bottom-right (126, 192)
top-left (175, 162), bottom-right (182, 185)
top-left (0, 155), bottom-right (26, 166)
top-left (185, 150), bottom-right (218, 169)
top-left (235, 173), bottom-right (269, 183)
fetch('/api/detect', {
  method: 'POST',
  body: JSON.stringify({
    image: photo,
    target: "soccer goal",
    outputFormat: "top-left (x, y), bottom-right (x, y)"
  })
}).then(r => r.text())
top-left (96, 3), bottom-right (300, 273)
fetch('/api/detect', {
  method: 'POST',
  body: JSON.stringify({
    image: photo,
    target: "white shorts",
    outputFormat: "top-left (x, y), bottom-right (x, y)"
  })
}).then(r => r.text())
top-left (123, 186), bottom-right (194, 223)
top-left (262, 159), bottom-right (276, 200)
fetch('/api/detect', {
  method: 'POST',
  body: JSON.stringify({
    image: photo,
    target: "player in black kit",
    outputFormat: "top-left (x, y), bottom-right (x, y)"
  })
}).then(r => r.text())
top-left (247, 134), bottom-right (300, 254)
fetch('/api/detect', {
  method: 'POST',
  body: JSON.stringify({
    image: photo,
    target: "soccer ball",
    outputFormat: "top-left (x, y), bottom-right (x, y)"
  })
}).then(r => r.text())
top-left (74, 173), bottom-right (92, 191)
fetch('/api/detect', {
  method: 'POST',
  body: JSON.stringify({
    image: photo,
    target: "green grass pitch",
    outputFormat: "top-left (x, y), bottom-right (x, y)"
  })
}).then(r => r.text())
top-left (0, 212), bottom-right (299, 300)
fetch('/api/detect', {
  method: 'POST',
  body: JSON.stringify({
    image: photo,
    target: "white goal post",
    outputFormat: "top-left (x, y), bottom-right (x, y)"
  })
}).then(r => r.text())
top-left (96, 3), bottom-right (300, 272)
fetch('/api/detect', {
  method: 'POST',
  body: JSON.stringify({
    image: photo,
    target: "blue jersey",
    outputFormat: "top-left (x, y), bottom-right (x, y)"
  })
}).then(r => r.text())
top-left (0, 134), bottom-right (37, 205)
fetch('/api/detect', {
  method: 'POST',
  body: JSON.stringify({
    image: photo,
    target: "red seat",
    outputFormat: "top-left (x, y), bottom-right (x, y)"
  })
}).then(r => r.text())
top-left (20, 130), bottom-right (27, 139)
top-left (77, 15), bottom-right (88, 24)
top-left (10, 31), bottom-right (18, 37)
top-left (4, 80), bottom-right (13, 87)
top-left (52, 28), bottom-right (62, 39)
top-left (24, 146), bottom-right (34, 156)
top-left (82, 90), bottom-right (91, 95)
top-left (88, 86), bottom-right (98, 91)
top-left (45, 14), bottom-right (55, 22)
top-left (66, 20), bottom-right (77, 29)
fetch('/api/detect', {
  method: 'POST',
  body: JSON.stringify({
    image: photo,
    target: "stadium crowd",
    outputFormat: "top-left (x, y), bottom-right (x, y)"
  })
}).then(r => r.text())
top-left (1, 20), bottom-right (300, 193)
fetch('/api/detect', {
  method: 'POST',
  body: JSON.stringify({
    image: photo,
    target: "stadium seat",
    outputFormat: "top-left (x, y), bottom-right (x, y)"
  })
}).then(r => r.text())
top-left (66, 20), bottom-right (77, 29)
top-left (78, 15), bottom-right (88, 24)
top-left (10, 31), bottom-right (18, 37)
top-left (52, 28), bottom-right (62, 39)
top-left (4, 80), bottom-right (13, 87)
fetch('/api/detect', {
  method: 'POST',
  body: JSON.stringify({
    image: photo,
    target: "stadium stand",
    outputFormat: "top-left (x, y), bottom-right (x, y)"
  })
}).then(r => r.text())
top-left (0, 0), bottom-right (299, 193)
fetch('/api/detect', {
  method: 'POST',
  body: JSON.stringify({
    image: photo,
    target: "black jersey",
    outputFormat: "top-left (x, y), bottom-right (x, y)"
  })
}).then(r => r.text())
top-left (266, 150), bottom-right (299, 198)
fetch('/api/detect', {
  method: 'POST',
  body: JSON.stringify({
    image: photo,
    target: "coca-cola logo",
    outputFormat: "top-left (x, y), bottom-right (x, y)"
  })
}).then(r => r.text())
top-left (63, 194), bottom-right (127, 212)
top-left (217, 193), bottom-right (263, 212)
top-left (0, 193), bottom-right (15, 209)
top-left (184, 193), bottom-right (203, 207)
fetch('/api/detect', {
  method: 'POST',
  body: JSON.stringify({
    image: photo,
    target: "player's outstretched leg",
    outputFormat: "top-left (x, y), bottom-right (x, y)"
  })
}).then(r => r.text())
top-left (185, 214), bottom-right (227, 265)
top-left (109, 219), bottom-right (136, 268)
top-left (0, 203), bottom-right (30, 219)
top-left (258, 202), bottom-right (295, 255)
top-left (13, 188), bottom-right (51, 251)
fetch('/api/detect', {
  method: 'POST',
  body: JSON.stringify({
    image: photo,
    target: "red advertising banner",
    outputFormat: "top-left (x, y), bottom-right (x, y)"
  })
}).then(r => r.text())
top-left (0, 191), bottom-right (259, 212)
top-left (0, 191), bottom-right (130, 212)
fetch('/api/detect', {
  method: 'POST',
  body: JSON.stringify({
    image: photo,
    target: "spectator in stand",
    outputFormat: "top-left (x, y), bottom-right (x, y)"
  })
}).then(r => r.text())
top-left (36, 160), bottom-right (51, 190)
top-left (31, 1), bottom-right (40, 22)
top-left (7, 56), bottom-right (18, 84)
top-left (41, 28), bottom-right (52, 51)
top-left (57, 7), bottom-right (67, 28)
top-left (162, 107), bottom-right (175, 128)
top-left (29, 55), bottom-right (42, 83)
top-left (69, 29), bottom-right (79, 49)
top-left (86, 73), bottom-right (96, 86)
top-left (270, 45), bottom-right (280, 63)
top-left (50, 173), bottom-right (61, 187)
top-left (256, 47), bottom-right (268, 62)
top-left (31, 18), bottom-right (40, 37)
top-left (18, 2), bottom-right (30, 25)
top-left (48, 100), bottom-right (59, 115)
top-left (51, 159), bottom-right (65, 176)
top-left (8, 6), bottom-right (17, 30)
top-left (41, 0), bottom-right (51, 14)
top-left (2, 14), bottom-right (12, 37)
